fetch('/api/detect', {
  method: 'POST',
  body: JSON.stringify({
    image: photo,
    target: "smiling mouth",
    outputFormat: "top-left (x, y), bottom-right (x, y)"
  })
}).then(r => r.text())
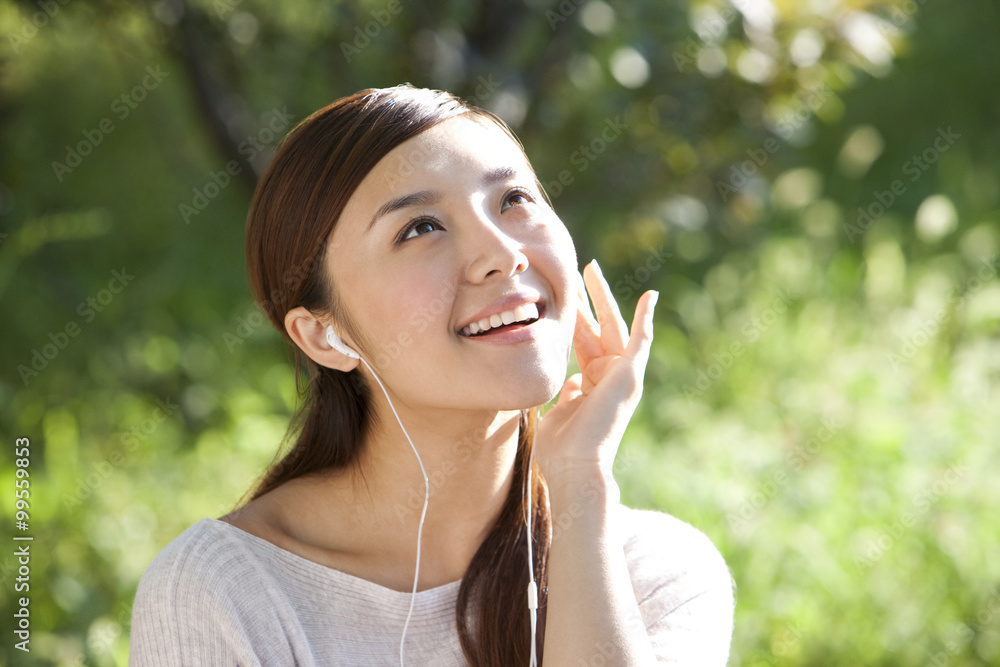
top-left (459, 303), bottom-right (543, 337)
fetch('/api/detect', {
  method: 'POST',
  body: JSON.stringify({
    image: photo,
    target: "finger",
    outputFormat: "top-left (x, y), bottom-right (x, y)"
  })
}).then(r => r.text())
top-left (576, 270), bottom-right (599, 330)
top-left (556, 373), bottom-right (583, 406)
top-left (583, 260), bottom-right (628, 355)
top-left (580, 355), bottom-right (614, 395)
top-left (624, 290), bottom-right (658, 370)
top-left (573, 299), bottom-right (604, 372)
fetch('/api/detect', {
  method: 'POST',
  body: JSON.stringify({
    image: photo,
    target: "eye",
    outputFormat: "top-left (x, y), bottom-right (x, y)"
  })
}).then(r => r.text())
top-left (500, 188), bottom-right (533, 213)
top-left (397, 216), bottom-right (442, 243)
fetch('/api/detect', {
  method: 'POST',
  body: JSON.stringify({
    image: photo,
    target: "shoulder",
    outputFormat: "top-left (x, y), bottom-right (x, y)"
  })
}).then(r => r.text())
top-left (617, 505), bottom-right (735, 665)
top-left (617, 505), bottom-right (733, 595)
top-left (133, 519), bottom-right (255, 606)
top-left (129, 519), bottom-right (296, 666)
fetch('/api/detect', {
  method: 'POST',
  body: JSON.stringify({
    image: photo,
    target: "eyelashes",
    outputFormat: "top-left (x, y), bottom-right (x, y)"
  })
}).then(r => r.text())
top-left (396, 216), bottom-right (442, 243)
top-left (500, 187), bottom-right (532, 212)
top-left (394, 187), bottom-right (538, 245)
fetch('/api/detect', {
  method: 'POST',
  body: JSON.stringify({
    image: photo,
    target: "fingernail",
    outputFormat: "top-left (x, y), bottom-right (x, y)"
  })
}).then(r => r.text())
top-left (591, 259), bottom-right (603, 277)
top-left (650, 291), bottom-right (659, 308)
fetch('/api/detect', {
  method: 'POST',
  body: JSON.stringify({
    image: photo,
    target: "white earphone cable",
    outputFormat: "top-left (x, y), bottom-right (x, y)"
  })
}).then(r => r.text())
top-left (526, 409), bottom-right (539, 667)
top-left (356, 357), bottom-right (429, 667)
top-left (343, 328), bottom-right (536, 667)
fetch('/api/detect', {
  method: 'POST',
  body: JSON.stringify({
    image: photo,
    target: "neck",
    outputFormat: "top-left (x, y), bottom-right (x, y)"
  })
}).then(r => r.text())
top-left (304, 397), bottom-right (524, 590)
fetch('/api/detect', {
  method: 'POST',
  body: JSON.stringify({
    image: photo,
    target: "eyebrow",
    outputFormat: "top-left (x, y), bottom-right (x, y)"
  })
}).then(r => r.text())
top-left (482, 166), bottom-right (518, 186)
top-left (366, 166), bottom-right (523, 233)
top-left (367, 191), bottom-right (439, 232)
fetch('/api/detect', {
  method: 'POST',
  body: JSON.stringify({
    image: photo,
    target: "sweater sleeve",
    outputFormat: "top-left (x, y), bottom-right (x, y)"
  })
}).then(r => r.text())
top-left (128, 522), bottom-right (307, 667)
top-left (619, 506), bottom-right (735, 666)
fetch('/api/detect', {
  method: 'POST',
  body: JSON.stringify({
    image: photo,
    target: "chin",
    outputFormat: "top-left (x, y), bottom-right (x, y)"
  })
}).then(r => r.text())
top-left (499, 354), bottom-right (571, 410)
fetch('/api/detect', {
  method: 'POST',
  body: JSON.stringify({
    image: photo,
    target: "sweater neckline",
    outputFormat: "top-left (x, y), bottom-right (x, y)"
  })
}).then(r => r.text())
top-left (203, 517), bottom-right (465, 602)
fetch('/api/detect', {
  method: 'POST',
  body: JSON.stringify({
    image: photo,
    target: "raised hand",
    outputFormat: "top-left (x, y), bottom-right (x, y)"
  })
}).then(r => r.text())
top-left (534, 259), bottom-right (658, 491)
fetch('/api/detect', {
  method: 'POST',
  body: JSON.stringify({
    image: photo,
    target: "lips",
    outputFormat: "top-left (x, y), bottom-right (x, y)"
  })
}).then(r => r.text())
top-left (458, 295), bottom-right (546, 338)
top-left (460, 302), bottom-right (541, 336)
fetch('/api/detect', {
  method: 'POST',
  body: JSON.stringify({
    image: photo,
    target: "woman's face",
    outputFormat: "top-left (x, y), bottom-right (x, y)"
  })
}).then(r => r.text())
top-left (326, 115), bottom-right (579, 412)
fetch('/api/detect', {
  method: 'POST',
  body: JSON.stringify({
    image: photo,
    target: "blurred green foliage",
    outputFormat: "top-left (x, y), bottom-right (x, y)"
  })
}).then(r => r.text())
top-left (2, 0), bottom-right (999, 664)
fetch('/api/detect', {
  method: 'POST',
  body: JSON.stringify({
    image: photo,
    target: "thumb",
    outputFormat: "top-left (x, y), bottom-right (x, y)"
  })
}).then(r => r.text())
top-left (556, 373), bottom-right (583, 407)
top-left (624, 290), bottom-right (658, 371)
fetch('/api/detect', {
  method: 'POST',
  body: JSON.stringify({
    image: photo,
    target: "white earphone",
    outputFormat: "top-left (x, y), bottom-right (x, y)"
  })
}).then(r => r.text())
top-left (325, 327), bottom-right (361, 360)
top-left (324, 325), bottom-right (538, 666)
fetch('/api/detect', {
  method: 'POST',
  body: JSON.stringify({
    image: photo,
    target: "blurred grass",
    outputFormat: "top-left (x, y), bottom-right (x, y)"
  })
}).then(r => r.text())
top-left (616, 224), bottom-right (1000, 665)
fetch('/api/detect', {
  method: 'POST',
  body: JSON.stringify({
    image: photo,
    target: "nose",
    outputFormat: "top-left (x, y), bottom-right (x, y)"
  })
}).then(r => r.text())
top-left (463, 206), bottom-right (529, 283)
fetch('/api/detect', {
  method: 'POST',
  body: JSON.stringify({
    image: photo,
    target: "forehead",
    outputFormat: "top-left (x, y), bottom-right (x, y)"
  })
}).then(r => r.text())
top-left (359, 116), bottom-right (533, 197)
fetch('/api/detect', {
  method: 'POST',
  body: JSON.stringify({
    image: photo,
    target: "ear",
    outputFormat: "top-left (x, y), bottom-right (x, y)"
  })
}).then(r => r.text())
top-left (284, 306), bottom-right (361, 372)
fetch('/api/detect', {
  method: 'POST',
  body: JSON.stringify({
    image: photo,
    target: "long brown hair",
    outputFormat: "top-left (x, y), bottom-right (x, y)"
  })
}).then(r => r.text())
top-left (243, 85), bottom-right (551, 665)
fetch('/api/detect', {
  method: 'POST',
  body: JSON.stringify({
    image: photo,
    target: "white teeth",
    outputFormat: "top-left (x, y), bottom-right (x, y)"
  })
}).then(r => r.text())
top-left (461, 302), bottom-right (542, 336)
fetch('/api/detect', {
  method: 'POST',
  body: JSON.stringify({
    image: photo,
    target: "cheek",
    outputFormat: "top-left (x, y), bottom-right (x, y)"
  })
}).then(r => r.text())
top-left (357, 270), bottom-right (456, 363)
top-left (543, 212), bottom-right (577, 270)
top-left (526, 223), bottom-right (578, 350)
top-left (403, 281), bottom-right (456, 339)
top-left (541, 223), bottom-right (578, 305)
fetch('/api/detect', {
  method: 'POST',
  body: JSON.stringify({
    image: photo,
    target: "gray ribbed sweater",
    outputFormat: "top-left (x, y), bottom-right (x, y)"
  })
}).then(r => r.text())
top-left (129, 505), bottom-right (734, 665)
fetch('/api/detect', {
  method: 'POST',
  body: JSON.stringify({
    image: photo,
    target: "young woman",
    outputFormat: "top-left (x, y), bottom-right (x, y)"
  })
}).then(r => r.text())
top-left (130, 85), bottom-right (734, 666)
